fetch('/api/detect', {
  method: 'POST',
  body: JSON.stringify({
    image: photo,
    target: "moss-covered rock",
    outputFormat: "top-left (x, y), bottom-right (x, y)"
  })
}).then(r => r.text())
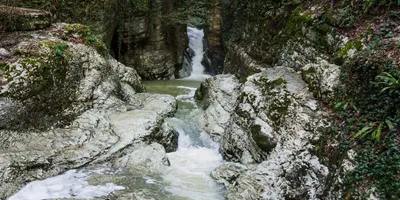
top-left (302, 60), bottom-right (341, 102)
top-left (0, 23), bottom-right (144, 130)
top-left (205, 66), bottom-right (331, 199)
top-left (0, 5), bottom-right (51, 32)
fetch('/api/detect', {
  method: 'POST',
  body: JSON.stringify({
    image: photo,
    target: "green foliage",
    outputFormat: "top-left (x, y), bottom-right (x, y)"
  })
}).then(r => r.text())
top-left (127, 0), bottom-right (149, 14)
top-left (349, 120), bottom-right (395, 141)
top-left (64, 24), bottom-right (107, 55)
top-left (333, 26), bottom-right (400, 197)
top-left (165, 1), bottom-right (209, 26)
top-left (334, 39), bottom-right (363, 65)
top-left (54, 43), bottom-right (69, 57)
top-left (327, 7), bottom-right (357, 29)
top-left (376, 71), bottom-right (400, 94)
top-left (65, 24), bottom-right (91, 38)
top-left (343, 133), bottom-right (400, 199)
top-left (362, 0), bottom-right (400, 12)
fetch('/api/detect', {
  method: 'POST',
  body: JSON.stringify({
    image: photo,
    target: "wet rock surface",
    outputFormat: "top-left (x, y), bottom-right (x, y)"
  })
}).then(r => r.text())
top-left (195, 74), bottom-right (241, 141)
top-left (0, 23), bottom-right (178, 199)
top-left (199, 66), bottom-right (334, 199)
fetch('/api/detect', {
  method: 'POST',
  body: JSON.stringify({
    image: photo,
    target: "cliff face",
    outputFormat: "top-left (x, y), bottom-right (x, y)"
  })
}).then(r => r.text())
top-left (117, 0), bottom-right (188, 80)
top-left (0, 0), bottom-right (188, 80)
top-left (203, 0), bottom-right (224, 75)
top-left (221, 0), bottom-right (336, 78)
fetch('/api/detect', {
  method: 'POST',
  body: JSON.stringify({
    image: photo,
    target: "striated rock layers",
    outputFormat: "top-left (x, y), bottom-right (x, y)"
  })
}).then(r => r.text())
top-left (203, 0), bottom-right (224, 75)
top-left (0, 23), bottom-right (178, 199)
top-left (118, 0), bottom-right (188, 80)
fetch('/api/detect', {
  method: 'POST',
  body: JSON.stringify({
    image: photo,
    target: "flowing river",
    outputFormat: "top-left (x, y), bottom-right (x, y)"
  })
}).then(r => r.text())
top-left (144, 79), bottom-right (224, 200)
top-left (9, 27), bottom-right (225, 199)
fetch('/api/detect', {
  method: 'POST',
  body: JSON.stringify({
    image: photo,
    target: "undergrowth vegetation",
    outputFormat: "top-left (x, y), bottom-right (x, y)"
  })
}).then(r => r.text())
top-left (223, 0), bottom-right (400, 198)
top-left (324, 1), bottom-right (400, 198)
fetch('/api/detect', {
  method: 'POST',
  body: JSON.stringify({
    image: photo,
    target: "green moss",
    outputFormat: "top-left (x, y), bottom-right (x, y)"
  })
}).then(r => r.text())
top-left (302, 66), bottom-right (323, 100)
top-left (65, 24), bottom-right (91, 38)
top-left (254, 76), bottom-right (288, 93)
top-left (60, 24), bottom-right (107, 55)
top-left (253, 76), bottom-right (292, 126)
top-left (268, 92), bottom-right (292, 125)
top-left (194, 82), bottom-right (208, 101)
top-left (0, 62), bottom-right (9, 71)
top-left (334, 39), bottom-right (363, 65)
top-left (0, 40), bottom-right (85, 130)
top-left (283, 8), bottom-right (314, 39)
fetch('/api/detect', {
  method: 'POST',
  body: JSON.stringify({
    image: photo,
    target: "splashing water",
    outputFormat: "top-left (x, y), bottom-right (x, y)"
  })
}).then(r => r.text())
top-left (9, 81), bottom-right (223, 200)
top-left (162, 86), bottom-right (224, 200)
top-left (8, 170), bottom-right (125, 200)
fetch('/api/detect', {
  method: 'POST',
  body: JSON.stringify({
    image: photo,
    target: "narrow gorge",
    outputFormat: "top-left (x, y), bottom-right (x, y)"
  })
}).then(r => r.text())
top-left (0, 0), bottom-right (399, 200)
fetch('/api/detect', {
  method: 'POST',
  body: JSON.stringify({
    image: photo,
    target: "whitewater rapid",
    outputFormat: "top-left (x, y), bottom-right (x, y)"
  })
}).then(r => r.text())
top-left (9, 80), bottom-right (225, 200)
top-left (9, 27), bottom-right (222, 200)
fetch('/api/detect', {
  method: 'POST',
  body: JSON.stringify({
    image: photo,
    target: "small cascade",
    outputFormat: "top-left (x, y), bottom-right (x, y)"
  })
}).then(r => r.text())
top-left (161, 86), bottom-right (224, 200)
top-left (185, 26), bottom-right (211, 80)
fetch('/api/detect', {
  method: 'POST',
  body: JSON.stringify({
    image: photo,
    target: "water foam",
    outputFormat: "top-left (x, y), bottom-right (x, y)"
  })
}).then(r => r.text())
top-left (8, 170), bottom-right (124, 200)
top-left (162, 82), bottom-right (224, 200)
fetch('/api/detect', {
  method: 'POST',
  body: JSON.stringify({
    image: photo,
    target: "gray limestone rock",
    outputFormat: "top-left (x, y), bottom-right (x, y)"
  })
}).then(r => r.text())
top-left (0, 23), bottom-right (178, 199)
top-left (196, 74), bottom-right (241, 141)
top-left (302, 60), bottom-right (341, 101)
top-left (0, 5), bottom-right (52, 32)
top-left (200, 67), bottom-right (331, 199)
top-left (211, 162), bottom-right (249, 188)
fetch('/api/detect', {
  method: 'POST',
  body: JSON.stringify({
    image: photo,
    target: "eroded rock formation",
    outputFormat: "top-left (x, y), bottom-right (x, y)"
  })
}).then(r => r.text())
top-left (0, 23), bottom-right (178, 199)
top-left (198, 65), bottom-right (340, 199)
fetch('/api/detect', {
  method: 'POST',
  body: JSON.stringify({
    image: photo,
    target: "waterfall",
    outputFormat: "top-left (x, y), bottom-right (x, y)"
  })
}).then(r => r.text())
top-left (186, 26), bottom-right (211, 80)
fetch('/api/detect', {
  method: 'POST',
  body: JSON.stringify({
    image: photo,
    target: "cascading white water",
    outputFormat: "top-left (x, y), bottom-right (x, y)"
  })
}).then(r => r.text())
top-left (186, 27), bottom-right (211, 80)
top-left (9, 27), bottom-right (221, 200)
top-left (9, 81), bottom-right (225, 200)
top-left (161, 85), bottom-right (224, 200)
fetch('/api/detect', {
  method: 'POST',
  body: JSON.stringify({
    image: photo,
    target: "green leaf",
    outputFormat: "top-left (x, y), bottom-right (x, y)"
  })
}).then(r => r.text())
top-left (343, 103), bottom-right (348, 110)
top-left (372, 124), bottom-right (383, 142)
top-left (350, 126), bottom-right (373, 141)
top-left (381, 87), bottom-right (392, 93)
top-left (335, 102), bottom-right (344, 109)
top-left (386, 119), bottom-right (394, 130)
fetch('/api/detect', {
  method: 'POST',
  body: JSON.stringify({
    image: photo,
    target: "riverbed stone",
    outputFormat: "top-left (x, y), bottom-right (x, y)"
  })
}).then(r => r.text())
top-left (114, 143), bottom-right (170, 172)
top-left (0, 23), bottom-right (178, 199)
top-left (201, 66), bottom-right (330, 199)
top-left (211, 162), bottom-right (249, 188)
top-left (196, 74), bottom-right (241, 141)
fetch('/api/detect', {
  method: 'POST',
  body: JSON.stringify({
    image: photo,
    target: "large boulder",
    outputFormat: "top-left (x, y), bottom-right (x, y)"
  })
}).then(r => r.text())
top-left (200, 67), bottom-right (331, 199)
top-left (195, 74), bottom-right (241, 141)
top-left (0, 23), bottom-right (144, 129)
top-left (0, 23), bottom-right (178, 199)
